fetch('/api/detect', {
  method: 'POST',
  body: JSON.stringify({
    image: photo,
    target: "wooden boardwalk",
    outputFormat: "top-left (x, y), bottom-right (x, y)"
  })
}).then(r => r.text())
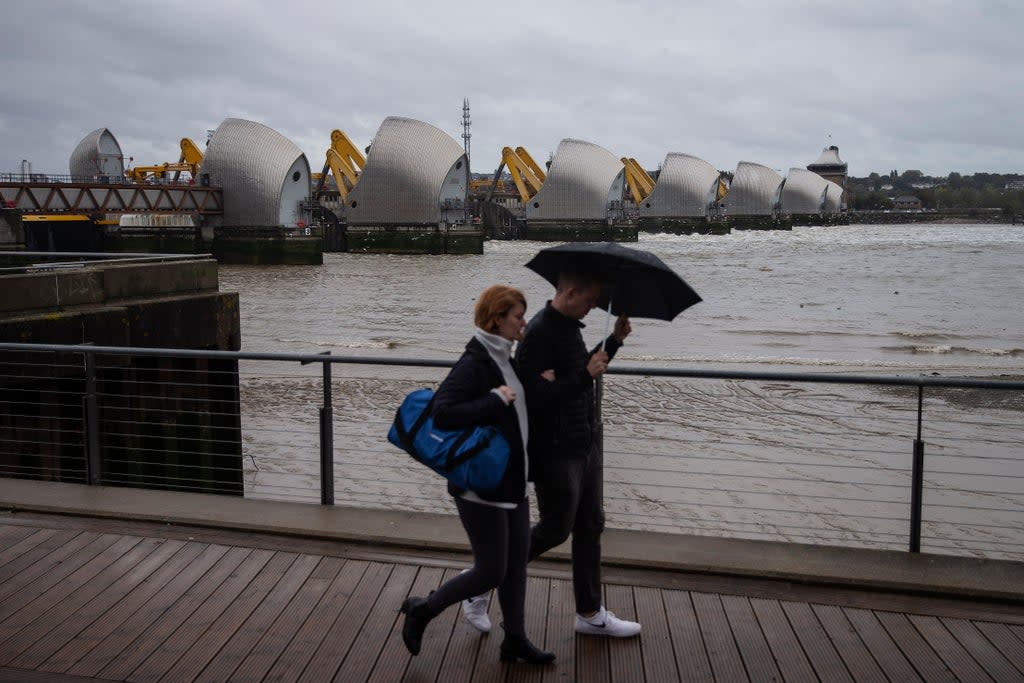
top-left (1, 512), bottom-right (1023, 682)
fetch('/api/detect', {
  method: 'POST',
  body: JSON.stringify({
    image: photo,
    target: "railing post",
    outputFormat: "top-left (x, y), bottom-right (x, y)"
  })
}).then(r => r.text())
top-left (83, 349), bottom-right (101, 485)
top-left (311, 353), bottom-right (335, 505)
top-left (909, 385), bottom-right (925, 552)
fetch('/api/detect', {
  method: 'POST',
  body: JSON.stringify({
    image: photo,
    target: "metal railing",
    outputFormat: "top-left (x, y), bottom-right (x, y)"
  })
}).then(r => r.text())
top-left (0, 252), bottom-right (213, 275)
top-left (1, 342), bottom-right (1022, 560)
top-left (0, 173), bottom-right (202, 186)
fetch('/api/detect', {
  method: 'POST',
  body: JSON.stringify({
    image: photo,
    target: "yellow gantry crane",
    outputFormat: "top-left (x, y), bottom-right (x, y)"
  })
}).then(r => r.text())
top-left (715, 175), bottom-right (729, 202)
top-left (314, 130), bottom-right (365, 199)
top-left (622, 157), bottom-right (656, 204)
top-left (125, 138), bottom-right (204, 182)
top-left (486, 146), bottom-right (545, 202)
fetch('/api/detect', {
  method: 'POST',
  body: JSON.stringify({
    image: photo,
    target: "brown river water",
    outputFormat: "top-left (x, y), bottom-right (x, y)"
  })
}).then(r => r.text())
top-left (219, 224), bottom-right (1024, 559)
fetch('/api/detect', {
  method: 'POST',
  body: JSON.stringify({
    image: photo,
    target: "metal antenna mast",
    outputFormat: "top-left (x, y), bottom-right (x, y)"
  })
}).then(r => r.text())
top-left (461, 98), bottom-right (471, 169)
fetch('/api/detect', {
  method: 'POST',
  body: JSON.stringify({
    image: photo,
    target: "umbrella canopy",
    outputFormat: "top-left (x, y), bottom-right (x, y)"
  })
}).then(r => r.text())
top-left (524, 242), bottom-right (701, 321)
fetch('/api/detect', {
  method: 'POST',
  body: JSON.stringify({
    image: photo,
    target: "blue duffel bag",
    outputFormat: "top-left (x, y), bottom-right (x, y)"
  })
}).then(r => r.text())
top-left (387, 388), bottom-right (510, 494)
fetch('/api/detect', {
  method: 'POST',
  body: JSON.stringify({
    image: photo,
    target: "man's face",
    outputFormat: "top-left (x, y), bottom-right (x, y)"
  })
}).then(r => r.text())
top-left (566, 282), bottom-right (602, 320)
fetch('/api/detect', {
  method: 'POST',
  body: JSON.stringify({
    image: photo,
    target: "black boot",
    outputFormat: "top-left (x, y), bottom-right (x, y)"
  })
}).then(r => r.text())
top-left (400, 596), bottom-right (435, 656)
top-left (499, 632), bottom-right (555, 664)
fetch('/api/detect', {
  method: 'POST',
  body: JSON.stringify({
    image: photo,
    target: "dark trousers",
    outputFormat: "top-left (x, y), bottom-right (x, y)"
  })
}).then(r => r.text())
top-left (427, 496), bottom-right (530, 636)
top-left (527, 446), bottom-right (605, 615)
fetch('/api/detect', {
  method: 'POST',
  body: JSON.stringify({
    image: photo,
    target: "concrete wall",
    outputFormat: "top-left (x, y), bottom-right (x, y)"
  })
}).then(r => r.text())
top-left (0, 257), bottom-right (243, 495)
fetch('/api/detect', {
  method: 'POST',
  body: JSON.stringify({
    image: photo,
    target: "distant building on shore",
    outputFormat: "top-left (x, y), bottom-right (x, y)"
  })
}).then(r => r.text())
top-left (893, 195), bottom-right (922, 210)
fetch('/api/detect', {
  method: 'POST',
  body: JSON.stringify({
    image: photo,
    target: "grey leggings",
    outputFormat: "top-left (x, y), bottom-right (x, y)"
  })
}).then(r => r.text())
top-left (426, 495), bottom-right (530, 636)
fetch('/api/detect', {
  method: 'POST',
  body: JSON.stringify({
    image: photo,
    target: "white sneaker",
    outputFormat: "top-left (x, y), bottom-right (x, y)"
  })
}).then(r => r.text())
top-left (461, 594), bottom-right (491, 633)
top-left (458, 570), bottom-right (491, 633)
top-left (574, 606), bottom-right (641, 638)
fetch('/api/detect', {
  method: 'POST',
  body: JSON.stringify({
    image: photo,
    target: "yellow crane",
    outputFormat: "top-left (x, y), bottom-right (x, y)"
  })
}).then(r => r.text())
top-left (622, 157), bottom-right (655, 203)
top-left (513, 146), bottom-right (546, 184)
top-left (715, 176), bottom-right (729, 202)
top-left (125, 138), bottom-right (204, 183)
top-left (485, 146), bottom-right (545, 203)
top-left (314, 129), bottom-right (365, 199)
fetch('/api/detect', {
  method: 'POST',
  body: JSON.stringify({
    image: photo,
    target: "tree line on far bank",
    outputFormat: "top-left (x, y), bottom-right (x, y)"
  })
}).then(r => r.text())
top-left (846, 170), bottom-right (1024, 213)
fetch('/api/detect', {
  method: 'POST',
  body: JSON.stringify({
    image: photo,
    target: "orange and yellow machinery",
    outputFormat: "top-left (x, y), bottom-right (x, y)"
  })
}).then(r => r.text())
top-left (125, 138), bottom-right (204, 182)
top-left (478, 146), bottom-right (546, 202)
top-left (622, 157), bottom-right (656, 204)
top-left (314, 130), bottom-right (365, 199)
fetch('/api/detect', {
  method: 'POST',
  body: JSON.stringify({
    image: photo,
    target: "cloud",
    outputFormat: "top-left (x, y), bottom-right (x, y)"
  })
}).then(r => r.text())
top-left (2, 0), bottom-right (1022, 178)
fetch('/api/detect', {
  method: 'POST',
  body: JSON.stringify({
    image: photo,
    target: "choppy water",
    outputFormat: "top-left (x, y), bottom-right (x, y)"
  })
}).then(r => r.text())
top-left (223, 223), bottom-right (1024, 375)
top-left (220, 224), bottom-right (1024, 559)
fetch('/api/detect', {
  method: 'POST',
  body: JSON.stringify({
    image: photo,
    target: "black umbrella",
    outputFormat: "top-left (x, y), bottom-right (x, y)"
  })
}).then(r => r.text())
top-left (524, 241), bottom-right (701, 322)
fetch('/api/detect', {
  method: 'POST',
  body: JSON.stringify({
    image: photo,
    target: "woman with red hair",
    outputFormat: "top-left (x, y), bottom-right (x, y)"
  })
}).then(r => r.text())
top-left (399, 284), bottom-right (554, 665)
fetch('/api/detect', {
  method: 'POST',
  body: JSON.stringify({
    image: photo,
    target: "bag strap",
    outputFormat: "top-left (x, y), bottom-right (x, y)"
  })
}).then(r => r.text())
top-left (442, 430), bottom-right (496, 470)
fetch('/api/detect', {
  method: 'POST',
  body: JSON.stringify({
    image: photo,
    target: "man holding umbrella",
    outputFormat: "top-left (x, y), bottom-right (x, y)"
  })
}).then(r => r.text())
top-left (460, 241), bottom-right (700, 637)
top-left (514, 268), bottom-right (642, 637)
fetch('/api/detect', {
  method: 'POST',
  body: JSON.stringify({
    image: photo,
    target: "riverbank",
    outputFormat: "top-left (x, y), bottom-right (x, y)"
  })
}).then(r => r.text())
top-left (847, 208), bottom-right (1016, 224)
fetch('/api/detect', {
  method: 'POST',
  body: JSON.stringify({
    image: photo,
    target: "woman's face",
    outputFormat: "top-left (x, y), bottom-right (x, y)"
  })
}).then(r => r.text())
top-left (496, 303), bottom-right (527, 342)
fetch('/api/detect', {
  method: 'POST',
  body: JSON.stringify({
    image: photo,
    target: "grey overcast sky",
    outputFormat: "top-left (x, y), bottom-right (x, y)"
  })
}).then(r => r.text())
top-left (2, 0), bottom-right (1021, 178)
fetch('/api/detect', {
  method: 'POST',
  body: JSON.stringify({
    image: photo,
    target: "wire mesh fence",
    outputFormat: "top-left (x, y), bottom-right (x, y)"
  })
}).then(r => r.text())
top-left (1, 343), bottom-right (1021, 560)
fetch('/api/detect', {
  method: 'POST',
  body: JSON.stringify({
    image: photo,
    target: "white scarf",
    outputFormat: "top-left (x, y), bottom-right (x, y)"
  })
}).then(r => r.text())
top-left (474, 327), bottom-right (529, 468)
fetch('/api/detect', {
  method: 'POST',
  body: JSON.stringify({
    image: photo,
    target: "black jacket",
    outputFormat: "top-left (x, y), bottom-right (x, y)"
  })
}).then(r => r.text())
top-left (515, 302), bottom-right (621, 466)
top-left (433, 336), bottom-right (527, 503)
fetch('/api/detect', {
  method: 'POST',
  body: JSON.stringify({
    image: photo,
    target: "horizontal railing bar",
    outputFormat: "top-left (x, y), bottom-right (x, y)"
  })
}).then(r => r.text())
top-left (0, 252), bottom-right (213, 275)
top-left (4, 342), bottom-right (1023, 390)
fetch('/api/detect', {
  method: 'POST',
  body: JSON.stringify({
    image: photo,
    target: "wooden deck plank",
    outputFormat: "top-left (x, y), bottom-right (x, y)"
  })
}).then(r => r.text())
top-left (604, 583), bottom-right (644, 683)
top-left (506, 573), bottom-right (554, 683)
top-left (62, 543), bottom-right (230, 678)
top-left (662, 588), bottom-right (715, 682)
top-left (874, 611), bottom-right (961, 683)
top-left (720, 594), bottom-right (784, 683)
top-left (194, 553), bottom-right (321, 682)
top-left (778, 601), bottom-right (855, 683)
top-left (0, 520), bottom-right (33, 554)
top-left (941, 618), bottom-right (1024, 683)
top-left (0, 531), bottom-right (99, 606)
top-left (843, 608), bottom-right (924, 683)
top-left (144, 551), bottom-right (300, 682)
top-left (332, 562), bottom-right (417, 683)
top-left (296, 561), bottom-right (394, 683)
top-left (633, 585), bottom-right (678, 683)
top-left (0, 668), bottom-right (118, 683)
top-left (466, 573), bottom-right (506, 682)
top-left (974, 622), bottom-right (1024, 676)
top-left (576, 605), bottom-right (611, 683)
top-left (263, 559), bottom-right (369, 683)
top-left (3, 515), bottom-right (1024, 683)
top-left (4, 537), bottom-right (177, 669)
top-left (37, 541), bottom-right (205, 675)
top-left (907, 614), bottom-right (997, 683)
top-left (749, 598), bottom-right (819, 682)
top-left (83, 545), bottom-right (253, 679)
top-left (811, 604), bottom-right (888, 683)
top-left (539, 577), bottom-right (576, 683)
top-left (372, 565), bottom-right (444, 679)
top-left (432, 568), bottom-right (488, 683)
top-left (373, 565), bottom-right (446, 683)
top-left (691, 592), bottom-right (749, 683)
top-left (227, 556), bottom-right (346, 683)
top-left (0, 535), bottom-right (141, 643)
top-left (0, 526), bottom-right (55, 571)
